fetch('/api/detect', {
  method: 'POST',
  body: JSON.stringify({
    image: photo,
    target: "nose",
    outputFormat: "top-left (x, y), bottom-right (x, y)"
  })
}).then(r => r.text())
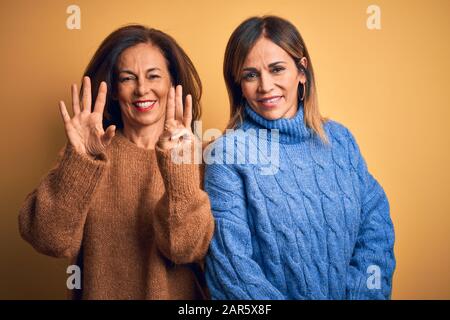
top-left (258, 71), bottom-right (274, 93)
top-left (135, 78), bottom-right (150, 97)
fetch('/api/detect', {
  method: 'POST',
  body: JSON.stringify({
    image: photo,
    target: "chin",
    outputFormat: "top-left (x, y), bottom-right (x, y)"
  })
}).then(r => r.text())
top-left (126, 112), bottom-right (163, 128)
top-left (257, 108), bottom-right (287, 121)
top-left (140, 115), bottom-right (164, 127)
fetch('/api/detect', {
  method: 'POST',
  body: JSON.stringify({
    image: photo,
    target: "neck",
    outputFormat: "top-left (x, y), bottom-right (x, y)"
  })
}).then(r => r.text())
top-left (122, 120), bottom-right (165, 150)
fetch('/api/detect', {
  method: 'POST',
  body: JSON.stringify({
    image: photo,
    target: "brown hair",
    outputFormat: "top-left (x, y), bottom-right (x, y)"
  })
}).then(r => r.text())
top-left (82, 24), bottom-right (202, 131)
top-left (223, 16), bottom-right (328, 142)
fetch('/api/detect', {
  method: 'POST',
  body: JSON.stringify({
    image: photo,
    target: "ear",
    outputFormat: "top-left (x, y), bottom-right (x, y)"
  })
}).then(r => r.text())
top-left (299, 57), bottom-right (308, 69)
top-left (297, 57), bottom-right (308, 83)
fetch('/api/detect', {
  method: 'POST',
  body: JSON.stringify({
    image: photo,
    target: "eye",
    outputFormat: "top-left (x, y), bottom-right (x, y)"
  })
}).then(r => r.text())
top-left (272, 66), bottom-right (285, 74)
top-left (148, 74), bottom-right (160, 80)
top-left (242, 72), bottom-right (258, 81)
top-left (119, 75), bottom-right (136, 83)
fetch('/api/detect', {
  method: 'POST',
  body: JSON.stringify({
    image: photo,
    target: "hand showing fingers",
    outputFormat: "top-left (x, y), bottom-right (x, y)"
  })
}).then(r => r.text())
top-left (58, 76), bottom-right (116, 158)
top-left (158, 85), bottom-right (195, 151)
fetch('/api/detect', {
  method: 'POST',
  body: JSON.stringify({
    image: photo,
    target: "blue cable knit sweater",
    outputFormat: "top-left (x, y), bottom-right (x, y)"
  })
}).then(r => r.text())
top-left (203, 102), bottom-right (396, 300)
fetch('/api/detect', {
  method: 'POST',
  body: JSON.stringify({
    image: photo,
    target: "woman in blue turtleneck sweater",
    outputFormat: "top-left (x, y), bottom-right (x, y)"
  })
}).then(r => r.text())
top-left (203, 16), bottom-right (396, 300)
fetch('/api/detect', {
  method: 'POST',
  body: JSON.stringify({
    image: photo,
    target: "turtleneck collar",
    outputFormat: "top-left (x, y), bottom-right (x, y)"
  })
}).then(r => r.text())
top-left (240, 100), bottom-right (312, 144)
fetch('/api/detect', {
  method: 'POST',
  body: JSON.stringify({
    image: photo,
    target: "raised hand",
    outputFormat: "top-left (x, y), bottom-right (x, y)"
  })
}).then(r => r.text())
top-left (158, 85), bottom-right (195, 151)
top-left (59, 76), bottom-right (116, 159)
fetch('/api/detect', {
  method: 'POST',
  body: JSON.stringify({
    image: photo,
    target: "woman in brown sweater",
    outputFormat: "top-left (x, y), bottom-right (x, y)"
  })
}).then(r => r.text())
top-left (18, 25), bottom-right (214, 300)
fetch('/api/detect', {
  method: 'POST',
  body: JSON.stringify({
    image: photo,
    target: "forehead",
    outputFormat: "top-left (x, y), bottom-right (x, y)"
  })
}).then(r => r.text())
top-left (243, 37), bottom-right (292, 67)
top-left (117, 42), bottom-right (167, 70)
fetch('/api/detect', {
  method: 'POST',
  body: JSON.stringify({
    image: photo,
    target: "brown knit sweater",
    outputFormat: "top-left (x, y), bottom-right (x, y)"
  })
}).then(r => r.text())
top-left (19, 131), bottom-right (215, 299)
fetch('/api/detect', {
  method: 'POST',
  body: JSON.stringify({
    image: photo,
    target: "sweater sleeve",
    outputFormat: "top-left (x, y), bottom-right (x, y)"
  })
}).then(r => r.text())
top-left (153, 143), bottom-right (215, 265)
top-left (345, 129), bottom-right (396, 299)
top-left (204, 162), bottom-right (285, 300)
top-left (18, 143), bottom-right (108, 259)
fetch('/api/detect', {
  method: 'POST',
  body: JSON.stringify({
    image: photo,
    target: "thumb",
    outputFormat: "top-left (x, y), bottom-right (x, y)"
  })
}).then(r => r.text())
top-left (102, 125), bottom-right (116, 146)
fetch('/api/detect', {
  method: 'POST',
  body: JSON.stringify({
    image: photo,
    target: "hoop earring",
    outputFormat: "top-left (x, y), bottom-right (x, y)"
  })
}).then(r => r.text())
top-left (301, 82), bottom-right (306, 101)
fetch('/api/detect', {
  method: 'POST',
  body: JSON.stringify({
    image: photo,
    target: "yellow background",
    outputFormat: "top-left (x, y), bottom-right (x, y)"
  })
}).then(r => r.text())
top-left (1, 0), bottom-right (449, 299)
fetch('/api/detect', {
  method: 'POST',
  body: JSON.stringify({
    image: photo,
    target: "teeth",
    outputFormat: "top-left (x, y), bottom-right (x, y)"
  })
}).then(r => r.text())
top-left (261, 97), bottom-right (281, 103)
top-left (135, 101), bottom-right (155, 108)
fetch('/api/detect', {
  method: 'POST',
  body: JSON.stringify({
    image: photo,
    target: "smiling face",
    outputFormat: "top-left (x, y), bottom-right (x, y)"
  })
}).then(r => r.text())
top-left (115, 42), bottom-right (172, 130)
top-left (240, 37), bottom-right (306, 120)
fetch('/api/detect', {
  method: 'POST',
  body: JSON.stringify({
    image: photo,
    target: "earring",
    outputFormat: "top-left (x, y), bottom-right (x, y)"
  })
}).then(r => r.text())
top-left (301, 82), bottom-right (306, 101)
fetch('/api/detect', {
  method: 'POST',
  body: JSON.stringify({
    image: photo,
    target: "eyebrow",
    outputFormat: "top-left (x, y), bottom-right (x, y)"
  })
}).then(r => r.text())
top-left (242, 61), bottom-right (286, 72)
top-left (118, 68), bottom-right (161, 74)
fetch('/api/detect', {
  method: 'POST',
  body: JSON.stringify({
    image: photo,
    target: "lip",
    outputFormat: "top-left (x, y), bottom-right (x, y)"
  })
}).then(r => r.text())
top-left (132, 100), bottom-right (157, 112)
top-left (256, 95), bottom-right (283, 108)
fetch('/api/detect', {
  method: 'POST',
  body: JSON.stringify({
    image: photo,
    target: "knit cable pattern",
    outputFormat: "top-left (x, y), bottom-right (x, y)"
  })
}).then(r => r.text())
top-left (204, 102), bottom-right (396, 300)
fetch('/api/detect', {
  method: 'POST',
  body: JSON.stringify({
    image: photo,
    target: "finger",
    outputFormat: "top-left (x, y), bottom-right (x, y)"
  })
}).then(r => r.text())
top-left (175, 85), bottom-right (183, 121)
top-left (93, 81), bottom-right (107, 114)
top-left (165, 86), bottom-right (175, 123)
top-left (71, 84), bottom-right (80, 115)
top-left (183, 94), bottom-right (193, 129)
top-left (82, 76), bottom-right (92, 113)
top-left (102, 125), bottom-right (116, 146)
top-left (59, 101), bottom-right (71, 125)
